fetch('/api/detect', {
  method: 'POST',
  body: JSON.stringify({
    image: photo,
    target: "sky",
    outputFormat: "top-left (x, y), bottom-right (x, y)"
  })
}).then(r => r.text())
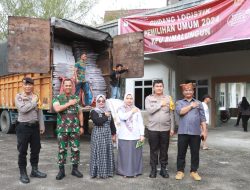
top-left (85, 0), bottom-right (167, 25)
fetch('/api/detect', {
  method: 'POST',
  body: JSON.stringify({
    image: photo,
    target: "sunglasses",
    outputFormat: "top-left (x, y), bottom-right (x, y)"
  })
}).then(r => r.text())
top-left (97, 100), bottom-right (105, 103)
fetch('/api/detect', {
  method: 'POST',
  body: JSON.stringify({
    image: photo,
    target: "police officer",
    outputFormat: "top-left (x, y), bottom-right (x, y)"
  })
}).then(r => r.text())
top-left (53, 78), bottom-right (84, 180)
top-left (145, 80), bottom-right (175, 178)
top-left (15, 77), bottom-right (47, 184)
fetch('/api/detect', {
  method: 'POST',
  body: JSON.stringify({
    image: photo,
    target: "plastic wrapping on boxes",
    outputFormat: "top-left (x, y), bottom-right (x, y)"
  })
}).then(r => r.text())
top-left (52, 42), bottom-right (75, 96)
top-left (73, 42), bottom-right (107, 99)
top-left (52, 41), bottom-right (107, 99)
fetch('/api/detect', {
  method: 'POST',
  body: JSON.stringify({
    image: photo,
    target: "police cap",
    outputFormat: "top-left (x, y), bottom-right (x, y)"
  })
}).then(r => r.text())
top-left (22, 77), bottom-right (34, 85)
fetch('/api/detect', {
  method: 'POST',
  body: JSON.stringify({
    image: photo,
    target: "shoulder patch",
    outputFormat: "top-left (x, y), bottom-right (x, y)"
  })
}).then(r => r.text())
top-left (16, 93), bottom-right (23, 100)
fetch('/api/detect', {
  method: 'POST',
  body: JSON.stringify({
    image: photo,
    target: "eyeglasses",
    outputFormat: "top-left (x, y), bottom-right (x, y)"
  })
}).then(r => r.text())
top-left (97, 100), bottom-right (105, 103)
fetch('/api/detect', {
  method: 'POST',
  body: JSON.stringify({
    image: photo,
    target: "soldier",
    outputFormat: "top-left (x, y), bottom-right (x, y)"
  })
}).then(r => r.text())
top-left (53, 78), bottom-right (84, 180)
top-left (15, 77), bottom-right (47, 184)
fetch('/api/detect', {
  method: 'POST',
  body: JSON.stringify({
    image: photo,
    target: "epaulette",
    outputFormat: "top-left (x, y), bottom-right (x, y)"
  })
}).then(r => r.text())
top-left (16, 93), bottom-right (23, 101)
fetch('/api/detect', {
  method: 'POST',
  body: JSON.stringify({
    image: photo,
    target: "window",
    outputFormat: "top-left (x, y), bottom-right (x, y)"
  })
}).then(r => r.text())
top-left (220, 92), bottom-right (225, 107)
top-left (186, 79), bottom-right (209, 101)
top-left (134, 80), bottom-right (155, 110)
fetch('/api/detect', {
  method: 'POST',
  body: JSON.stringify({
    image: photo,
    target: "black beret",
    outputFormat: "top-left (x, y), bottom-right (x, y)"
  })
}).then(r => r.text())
top-left (22, 77), bottom-right (34, 85)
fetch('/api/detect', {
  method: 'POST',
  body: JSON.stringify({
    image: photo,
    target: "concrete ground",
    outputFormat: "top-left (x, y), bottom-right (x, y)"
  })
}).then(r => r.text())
top-left (0, 119), bottom-right (250, 190)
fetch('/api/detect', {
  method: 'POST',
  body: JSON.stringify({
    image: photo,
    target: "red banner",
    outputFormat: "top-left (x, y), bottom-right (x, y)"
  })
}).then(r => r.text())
top-left (119, 0), bottom-right (250, 54)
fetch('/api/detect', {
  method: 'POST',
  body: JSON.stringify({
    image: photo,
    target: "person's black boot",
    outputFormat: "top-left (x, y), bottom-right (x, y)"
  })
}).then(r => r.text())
top-left (71, 164), bottom-right (83, 178)
top-left (56, 166), bottom-right (65, 180)
top-left (159, 165), bottom-right (169, 178)
top-left (149, 166), bottom-right (157, 178)
top-left (30, 166), bottom-right (47, 178)
top-left (20, 168), bottom-right (30, 184)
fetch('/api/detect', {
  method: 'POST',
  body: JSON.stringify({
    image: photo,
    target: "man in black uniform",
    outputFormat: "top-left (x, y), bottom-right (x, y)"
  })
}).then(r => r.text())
top-left (15, 77), bottom-right (47, 184)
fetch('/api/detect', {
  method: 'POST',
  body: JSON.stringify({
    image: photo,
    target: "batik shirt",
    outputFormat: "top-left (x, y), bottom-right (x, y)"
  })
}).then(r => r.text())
top-left (53, 94), bottom-right (81, 133)
top-left (75, 60), bottom-right (86, 82)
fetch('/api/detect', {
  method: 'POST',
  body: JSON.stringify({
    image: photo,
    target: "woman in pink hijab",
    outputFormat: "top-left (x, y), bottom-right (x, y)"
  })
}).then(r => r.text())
top-left (117, 93), bottom-right (145, 177)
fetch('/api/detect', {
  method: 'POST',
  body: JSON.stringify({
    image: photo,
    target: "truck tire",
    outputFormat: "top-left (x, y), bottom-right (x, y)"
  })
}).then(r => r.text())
top-left (0, 110), bottom-right (12, 134)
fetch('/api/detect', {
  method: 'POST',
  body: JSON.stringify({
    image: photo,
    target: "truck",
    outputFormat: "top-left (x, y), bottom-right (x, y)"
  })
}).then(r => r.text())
top-left (0, 16), bottom-right (144, 134)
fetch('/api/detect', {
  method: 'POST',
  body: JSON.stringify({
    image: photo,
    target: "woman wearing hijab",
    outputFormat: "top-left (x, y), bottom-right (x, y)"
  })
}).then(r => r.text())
top-left (117, 93), bottom-right (145, 177)
top-left (240, 97), bottom-right (250, 132)
top-left (90, 94), bottom-right (116, 178)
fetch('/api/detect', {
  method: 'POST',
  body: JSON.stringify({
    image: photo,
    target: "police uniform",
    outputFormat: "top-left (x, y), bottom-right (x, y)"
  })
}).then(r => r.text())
top-left (53, 93), bottom-right (83, 180)
top-left (145, 94), bottom-right (175, 178)
top-left (15, 77), bottom-right (46, 183)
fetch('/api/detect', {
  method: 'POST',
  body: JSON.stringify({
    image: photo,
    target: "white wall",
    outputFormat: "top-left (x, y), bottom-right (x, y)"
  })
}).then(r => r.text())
top-left (125, 57), bottom-right (174, 95)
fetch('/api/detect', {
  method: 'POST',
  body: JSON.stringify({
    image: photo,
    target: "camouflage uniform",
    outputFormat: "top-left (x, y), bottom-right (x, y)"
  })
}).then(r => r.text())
top-left (53, 93), bottom-right (81, 166)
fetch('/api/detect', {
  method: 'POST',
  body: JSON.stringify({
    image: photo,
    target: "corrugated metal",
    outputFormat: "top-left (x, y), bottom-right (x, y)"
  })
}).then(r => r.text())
top-left (97, 21), bottom-right (118, 37)
top-left (0, 41), bottom-right (9, 76)
top-left (97, 0), bottom-right (209, 36)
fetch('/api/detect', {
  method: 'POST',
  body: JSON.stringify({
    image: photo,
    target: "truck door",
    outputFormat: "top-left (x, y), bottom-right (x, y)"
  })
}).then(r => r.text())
top-left (112, 32), bottom-right (144, 78)
top-left (7, 16), bottom-right (51, 73)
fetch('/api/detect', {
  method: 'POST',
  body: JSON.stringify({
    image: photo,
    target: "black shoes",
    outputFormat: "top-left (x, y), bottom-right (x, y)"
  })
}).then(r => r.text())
top-left (56, 166), bottom-right (66, 180)
top-left (30, 166), bottom-right (47, 178)
top-left (149, 166), bottom-right (170, 178)
top-left (20, 167), bottom-right (46, 184)
top-left (149, 167), bottom-right (157, 178)
top-left (160, 168), bottom-right (169, 178)
top-left (71, 164), bottom-right (83, 178)
top-left (56, 164), bottom-right (83, 180)
top-left (20, 168), bottom-right (30, 184)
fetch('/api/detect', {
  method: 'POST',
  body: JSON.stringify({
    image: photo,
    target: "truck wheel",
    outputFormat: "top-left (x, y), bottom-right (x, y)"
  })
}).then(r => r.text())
top-left (0, 111), bottom-right (12, 134)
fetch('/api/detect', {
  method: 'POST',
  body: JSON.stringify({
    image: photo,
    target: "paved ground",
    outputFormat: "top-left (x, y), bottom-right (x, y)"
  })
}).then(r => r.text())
top-left (1, 119), bottom-right (250, 190)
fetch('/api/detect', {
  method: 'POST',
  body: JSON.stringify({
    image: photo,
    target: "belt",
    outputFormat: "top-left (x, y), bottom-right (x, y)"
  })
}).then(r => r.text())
top-left (18, 121), bottom-right (38, 127)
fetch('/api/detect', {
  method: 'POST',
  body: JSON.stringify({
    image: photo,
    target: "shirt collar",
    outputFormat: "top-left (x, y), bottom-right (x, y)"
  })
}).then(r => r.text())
top-left (183, 97), bottom-right (195, 102)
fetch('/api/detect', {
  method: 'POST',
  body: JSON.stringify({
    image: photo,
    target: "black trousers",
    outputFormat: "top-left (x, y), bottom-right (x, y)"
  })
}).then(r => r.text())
top-left (83, 112), bottom-right (89, 133)
top-left (16, 122), bottom-right (41, 169)
top-left (236, 112), bottom-right (242, 125)
top-left (148, 130), bottom-right (170, 167)
top-left (242, 115), bottom-right (250, 132)
top-left (177, 134), bottom-right (201, 172)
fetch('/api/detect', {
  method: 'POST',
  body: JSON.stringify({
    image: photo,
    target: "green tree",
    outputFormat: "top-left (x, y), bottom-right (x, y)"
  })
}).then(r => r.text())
top-left (0, 0), bottom-right (97, 40)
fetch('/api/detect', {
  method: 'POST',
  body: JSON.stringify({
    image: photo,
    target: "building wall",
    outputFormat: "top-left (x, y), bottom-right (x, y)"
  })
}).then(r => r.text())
top-left (125, 52), bottom-right (178, 97)
top-left (126, 61), bottom-right (169, 95)
top-left (176, 50), bottom-right (250, 82)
